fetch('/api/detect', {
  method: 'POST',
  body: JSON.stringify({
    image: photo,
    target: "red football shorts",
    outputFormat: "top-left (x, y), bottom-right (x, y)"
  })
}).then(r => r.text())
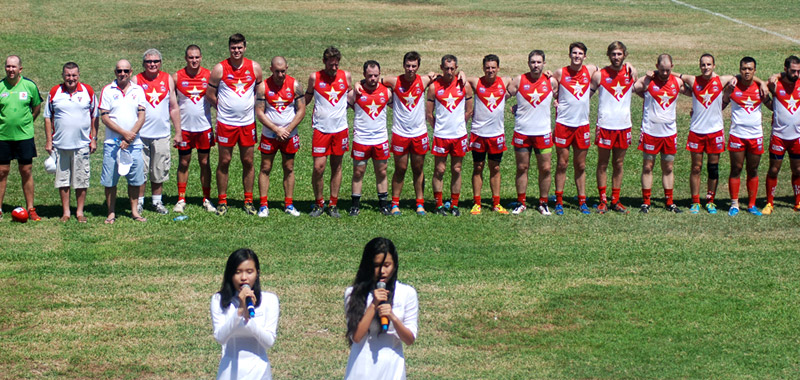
top-left (391, 133), bottom-right (429, 156)
top-left (728, 135), bottom-right (764, 155)
top-left (469, 134), bottom-right (507, 154)
top-left (178, 128), bottom-right (215, 151)
top-left (638, 133), bottom-right (678, 155)
top-left (554, 123), bottom-right (591, 149)
top-left (352, 141), bottom-right (390, 161)
top-left (216, 122), bottom-right (256, 147)
top-left (768, 134), bottom-right (800, 156)
top-left (312, 129), bottom-right (349, 157)
top-left (686, 130), bottom-right (725, 154)
top-left (259, 134), bottom-right (300, 155)
top-left (595, 127), bottom-right (632, 150)
top-left (431, 135), bottom-right (469, 157)
top-left (512, 131), bottom-right (553, 150)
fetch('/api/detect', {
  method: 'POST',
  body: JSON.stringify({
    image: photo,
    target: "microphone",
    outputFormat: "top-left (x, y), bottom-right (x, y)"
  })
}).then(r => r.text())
top-left (241, 284), bottom-right (255, 318)
top-left (376, 281), bottom-right (389, 332)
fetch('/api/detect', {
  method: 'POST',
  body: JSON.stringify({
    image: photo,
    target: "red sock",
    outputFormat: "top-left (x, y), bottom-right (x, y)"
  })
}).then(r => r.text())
top-left (642, 188), bottom-right (651, 205)
top-left (285, 197), bottom-right (293, 207)
top-left (598, 186), bottom-right (607, 204)
top-left (578, 195), bottom-right (586, 205)
top-left (218, 194), bottom-right (228, 205)
top-left (434, 192), bottom-right (443, 207)
top-left (244, 192), bottom-right (253, 204)
top-left (329, 196), bottom-right (338, 207)
top-left (473, 195), bottom-right (481, 206)
top-left (177, 182), bottom-right (187, 201)
top-left (391, 196), bottom-right (400, 207)
top-left (555, 191), bottom-right (564, 205)
top-left (539, 197), bottom-right (547, 205)
top-left (611, 188), bottom-right (621, 204)
top-left (202, 186), bottom-right (211, 199)
top-left (746, 176), bottom-right (759, 208)
top-left (260, 196), bottom-right (268, 207)
top-left (706, 190), bottom-right (715, 204)
top-left (416, 198), bottom-right (425, 207)
top-left (665, 189), bottom-right (674, 206)
top-left (792, 175), bottom-right (800, 205)
top-left (492, 195), bottom-right (500, 207)
top-left (316, 198), bottom-right (325, 207)
top-left (766, 176), bottom-right (778, 204)
top-left (692, 194), bottom-right (700, 204)
top-left (451, 193), bottom-right (460, 207)
top-left (729, 178), bottom-right (740, 201)
top-left (517, 193), bottom-right (526, 205)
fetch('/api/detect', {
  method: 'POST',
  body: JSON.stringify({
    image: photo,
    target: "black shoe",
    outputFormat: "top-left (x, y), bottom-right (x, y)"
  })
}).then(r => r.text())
top-left (379, 205), bottom-right (391, 216)
top-left (349, 207), bottom-right (360, 216)
top-left (436, 206), bottom-right (448, 216)
top-left (451, 206), bottom-right (461, 216)
top-left (665, 204), bottom-right (682, 213)
top-left (639, 204), bottom-right (650, 214)
top-left (328, 205), bottom-right (341, 218)
top-left (309, 205), bottom-right (323, 217)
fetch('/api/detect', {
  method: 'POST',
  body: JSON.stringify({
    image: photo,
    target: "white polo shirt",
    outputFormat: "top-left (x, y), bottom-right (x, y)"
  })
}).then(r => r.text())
top-left (99, 80), bottom-right (146, 146)
top-left (44, 83), bottom-right (98, 150)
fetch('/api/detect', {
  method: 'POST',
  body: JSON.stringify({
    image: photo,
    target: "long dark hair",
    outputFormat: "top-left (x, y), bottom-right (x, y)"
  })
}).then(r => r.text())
top-left (218, 248), bottom-right (263, 309)
top-left (345, 237), bottom-right (399, 345)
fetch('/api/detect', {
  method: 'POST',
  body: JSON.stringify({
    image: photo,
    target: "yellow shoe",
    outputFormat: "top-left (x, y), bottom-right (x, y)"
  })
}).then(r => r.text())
top-left (493, 205), bottom-right (509, 215)
top-left (762, 203), bottom-right (773, 215)
top-left (470, 204), bottom-right (482, 215)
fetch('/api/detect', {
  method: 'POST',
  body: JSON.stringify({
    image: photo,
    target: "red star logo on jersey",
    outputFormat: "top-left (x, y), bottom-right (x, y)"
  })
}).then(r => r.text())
top-left (146, 87), bottom-right (165, 107)
top-left (187, 86), bottom-right (203, 103)
top-left (357, 90), bottom-right (388, 120)
top-left (600, 70), bottom-right (632, 101)
top-left (693, 77), bottom-right (722, 108)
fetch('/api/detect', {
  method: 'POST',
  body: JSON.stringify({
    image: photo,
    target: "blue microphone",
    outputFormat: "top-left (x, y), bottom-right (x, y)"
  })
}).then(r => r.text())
top-left (241, 284), bottom-right (255, 318)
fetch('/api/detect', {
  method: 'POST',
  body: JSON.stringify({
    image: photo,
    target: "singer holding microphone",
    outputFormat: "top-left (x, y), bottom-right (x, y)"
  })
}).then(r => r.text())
top-left (211, 248), bottom-right (280, 380)
top-left (344, 237), bottom-right (419, 379)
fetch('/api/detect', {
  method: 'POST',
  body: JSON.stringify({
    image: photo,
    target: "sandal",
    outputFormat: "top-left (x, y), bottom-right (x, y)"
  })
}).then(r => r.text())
top-left (60, 215), bottom-right (71, 222)
top-left (77, 215), bottom-right (88, 223)
top-left (104, 217), bottom-right (116, 225)
top-left (131, 216), bottom-right (147, 222)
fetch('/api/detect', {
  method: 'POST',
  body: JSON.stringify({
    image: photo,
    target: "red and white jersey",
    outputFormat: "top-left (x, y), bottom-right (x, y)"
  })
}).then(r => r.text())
top-left (353, 83), bottom-right (390, 145)
top-left (556, 66), bottom-right (591, 127)
top-left (99, 80), bottom-right (147, 145)
top-left (729, 81), bottom-right (763, 139)
top-left (216, 58), bottom-right (259, 126)
top-left (641, 75), bottom-right (680, 137)
top-left (175, 67), bottom-right (212, 133)
top-left (772, 80), bottom-right (800, 140)
top-left (391, 74), bottom-right (426, 138)
top-left (43, 83), bottom-right (97, 150)
top-left (311, 70), bottom-right (349, 134)
top-left (136, 71), bottom-right (172, 139)
top-left (596, 66), bottom-right (633, 130)
top-left (432, 78), bottom-right (467, 139)
top-left (514, 73), bottom-right (553, 136)
top-left (689, 76), bottom-right (724, 134)
top-left (471, 77), bottom-right (506, 138)
top-left (262, 75), bottom-right (298, 139)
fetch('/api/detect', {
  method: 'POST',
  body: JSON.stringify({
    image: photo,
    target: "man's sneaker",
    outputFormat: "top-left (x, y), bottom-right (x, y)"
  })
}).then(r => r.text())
top-left (349, 206), bottom-right (360, 216)
top-left (538, 203), bottom-right (552, 216)
top-left (173, 199), bottom-right (186, 213)
top-left (579, 203), bottom-right (591, 215)
top-left (728, 206), bottom-right (739, 216)
top-left (747, 205), bottom-right (762, 216)
top-left (153, 202), bottom-right (168, 215)
top-left (28, 208), bottom-right (41, 221)
top-left (436, 206), bottom-right (448, 216)
top-left (243, 202), bottom-right (257, 216)
top-left (284, 205), bottom-right (301, 216)
top-left (705, 202), bottom-right (718, 214)
top-left (762, 202), bottom-right (773, 215)
top-left (416, 204), bottom-right (426, 216)
top-left (666, 204), bottom-right (683, 213)
top-left (470, 204), bottom-right (482, 215)
top-left (391, 205), bottom-right (401, 216)
top-left (640, 204), bottom-right (650, 214)
top-left (689, 203), bottom-right (701, 214)
top-left (493, 205), bottom-right (509, 215)
top-left (379, 205), bottom-right (391, 216)
top-left (554, 204), bottom-right (564, 215)
top-left (451, 206), bottom-right (461, 216)
top-left (202, 198), bottom-right (217, 213)
top-left (216, 203), bottom-right (228, 216)
top-left (309, 204), bottom-right (324, 217)
top-left (328, 205), bottom-right (341, 218)
top-left (512, 204), bottom-right (527, 215)
top-left (596, 202), bottom-right (608, 214)
top-left (611, 202), bottom-right (629, 214)
top-left (258, 205), bottom-right (269, 218)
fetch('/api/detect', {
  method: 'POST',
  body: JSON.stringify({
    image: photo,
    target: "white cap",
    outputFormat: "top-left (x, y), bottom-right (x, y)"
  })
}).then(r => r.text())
top-left (44, 153), bottom-right (56, 174)
top-left (118, 149), bottom-right (133, 176)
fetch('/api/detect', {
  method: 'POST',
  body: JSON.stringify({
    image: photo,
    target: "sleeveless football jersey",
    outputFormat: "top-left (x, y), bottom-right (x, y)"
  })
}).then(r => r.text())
top-left (772, 79), bottom-right (800, 140)
top-left (596, 66), bottom-right (633, 130)
top-left (514, 73), bottom-right (553, 136)
top-left (311, 70), bottom-right (349, 134)
top-left (431, 78), bottom-right (467, 139)
top-left (729, 81), bottom-right (762, 139)
top-left (689, 76), bottom-right (724, 134)
top-left (641, 75), bottom-right (680, 137)
top-left (216, 58), bottom-right (258, 126)
top-left (471, 77), bottom-right (506, 137)
top-left (556, 66), bottom-right (591, 127)
top-left (353, 83), bottom-right (390, 145)
top-left (136, 71), bottom-right (171, 138)
top-left (391, 74), bottom-right (426, 138)
top-left (175, 67), bottom-right (212, 132)
top-left (262, 75), bottom-right (298, 138)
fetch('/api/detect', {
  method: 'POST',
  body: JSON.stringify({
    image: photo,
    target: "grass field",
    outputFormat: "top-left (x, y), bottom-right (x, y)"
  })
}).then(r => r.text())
top-left (2, 0), bottom-right (800, 378)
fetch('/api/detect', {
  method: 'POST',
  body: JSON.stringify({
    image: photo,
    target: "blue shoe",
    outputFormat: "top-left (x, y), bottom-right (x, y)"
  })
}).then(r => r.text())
top-left (554, 204), bottom-right (564, 215)
top-left (728, 207), bottom-right (739, 216)
top-left (416, 204), bottom-right (426, 216)
top-left (690, 203), bottom-right (701, 214)
top-left (747, 206), bottom-right (762, 216)
top-left (705, 203), bottom-right (718, 214)
top-left (579, 203), bottom-right (591, 215)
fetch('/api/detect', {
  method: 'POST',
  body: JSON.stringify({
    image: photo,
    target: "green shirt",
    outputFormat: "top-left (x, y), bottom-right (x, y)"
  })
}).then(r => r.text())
top-left (0, 77), bottom-right (42, 141)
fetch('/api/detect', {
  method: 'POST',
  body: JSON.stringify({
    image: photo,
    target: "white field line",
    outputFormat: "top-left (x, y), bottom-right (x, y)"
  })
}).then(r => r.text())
top-left (669, 0), bottom-right (800, 46)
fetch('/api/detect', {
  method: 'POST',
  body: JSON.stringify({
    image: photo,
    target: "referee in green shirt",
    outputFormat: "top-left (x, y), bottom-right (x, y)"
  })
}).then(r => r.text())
top-left (0, 55), bottom-right (42, 221)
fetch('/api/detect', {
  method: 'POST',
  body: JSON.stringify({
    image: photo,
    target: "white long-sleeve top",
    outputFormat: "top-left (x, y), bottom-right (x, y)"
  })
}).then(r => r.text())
top-left (211, 291), bottom-right (279, 380)
top-left (344, 281), bottom-right (418, 380)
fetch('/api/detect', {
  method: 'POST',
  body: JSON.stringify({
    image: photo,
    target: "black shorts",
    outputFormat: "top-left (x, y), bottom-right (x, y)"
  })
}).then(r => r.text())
top-left (0, 138), bottom-right (37, 165)
top-left (472, 150), bottom-right (503, 163)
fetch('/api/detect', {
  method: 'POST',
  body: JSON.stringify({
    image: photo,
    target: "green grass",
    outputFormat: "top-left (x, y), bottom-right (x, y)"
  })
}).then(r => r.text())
top-left (2, 0), bottom-right (800, 378)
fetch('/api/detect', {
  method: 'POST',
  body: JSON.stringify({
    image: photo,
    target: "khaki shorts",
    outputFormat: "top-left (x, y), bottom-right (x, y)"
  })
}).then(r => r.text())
top-left (141, 136), bottom-right (171, 183)
top-left (55, 147), bottom-right (91, 189)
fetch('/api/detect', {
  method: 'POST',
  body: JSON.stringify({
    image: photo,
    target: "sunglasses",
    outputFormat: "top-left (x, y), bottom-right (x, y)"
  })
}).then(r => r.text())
top-left (115, 69), bottom-right (131, 74)
top-left (145, 60), bottom-right (161, 64)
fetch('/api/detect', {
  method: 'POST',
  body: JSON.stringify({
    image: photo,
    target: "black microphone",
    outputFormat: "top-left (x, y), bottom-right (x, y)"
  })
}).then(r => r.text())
top-left (376, 281), bottom-right (389, 331)
top-left (241, 284), bottom-right (255, 318)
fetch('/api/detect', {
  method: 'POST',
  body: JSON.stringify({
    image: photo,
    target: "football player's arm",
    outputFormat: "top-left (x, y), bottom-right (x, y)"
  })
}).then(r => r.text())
top-left (502, 76), bottom-right (513, 99)
top-left (677, 73), bottom-right (693, 95)
top-left (381, 76), bottom-right (398, 89)
top-left (206, 64), bottom-right (222, 108)
top-left (464, 83), bottom-right (474, 121)
top-left (253, 61), bottom-right (264, 86)
top-left (44, 114), bottom-right (54, 154)
top-left (721, 81), bottom-right (733, 110)
top-left (550, 77), bottom-right (560, 108)
top-left (287, 81), bottom-right (306, 134)
top-left (506, 75), bottom-right (520, 97)
top-left (590, 70), bottom-right (601, 97)
top-left (304, 73), bottom-right (315, 105)
top-left (168, 75), bottom-right (182, 144)
top-left (425, 86), bottom-right (435, 128)
top-left (254, 83), bottom-right (281, 135)
top-left (633, 76), bottom-right (648, 98)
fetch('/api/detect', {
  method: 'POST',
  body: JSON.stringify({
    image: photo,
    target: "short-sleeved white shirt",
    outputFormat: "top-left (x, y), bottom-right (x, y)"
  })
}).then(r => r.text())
top-left (44, 83), bottom-right (98, 150)
top-left (99, 80), bottom-right (146, 146)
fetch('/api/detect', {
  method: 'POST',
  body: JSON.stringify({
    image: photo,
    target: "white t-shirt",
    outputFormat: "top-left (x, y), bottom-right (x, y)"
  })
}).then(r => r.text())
top-left (99, 80), bottom-right (146, 146)
top-left (44, 83), bottom-right (98, 150)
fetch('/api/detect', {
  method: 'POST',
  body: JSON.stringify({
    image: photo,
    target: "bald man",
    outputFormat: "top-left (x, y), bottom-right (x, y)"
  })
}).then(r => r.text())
top-left (254, 56), bottom-right (306, 217)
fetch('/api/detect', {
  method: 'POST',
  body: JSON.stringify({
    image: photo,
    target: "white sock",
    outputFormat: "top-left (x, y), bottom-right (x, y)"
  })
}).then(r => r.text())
top-left (138, 197), bottom-right (145, 205)
top-left (152, 194), bottom-right (162, 205)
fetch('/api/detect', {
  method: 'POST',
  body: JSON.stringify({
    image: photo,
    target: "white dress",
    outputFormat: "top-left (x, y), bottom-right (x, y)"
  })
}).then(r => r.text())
top-left (211, 291), bottom-right (280, 380)
top-left (344, 281), bottom-right (419, 380)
